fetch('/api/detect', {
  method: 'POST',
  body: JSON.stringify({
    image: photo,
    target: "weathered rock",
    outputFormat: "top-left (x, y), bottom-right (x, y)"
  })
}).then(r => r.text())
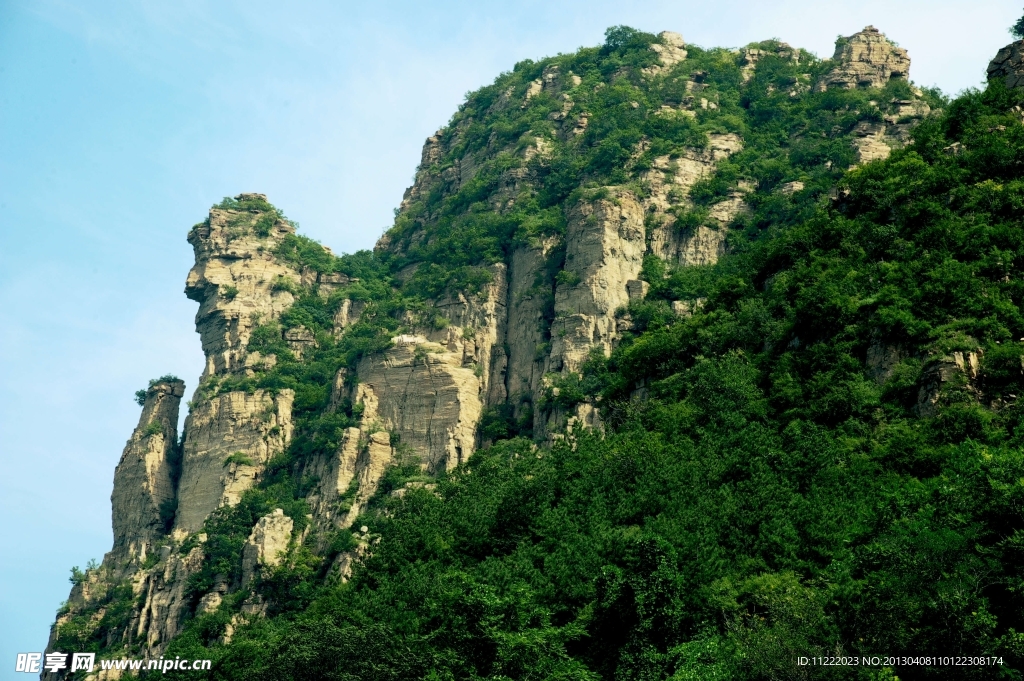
top-left (817, 26), bottom-right (910, 91)
top-left (549, 189), bottom-right (646, 375)
top-left (988, 40), bottom-right (1024, 89)
top-left (645, 133), bottom-right (744, 267)
top-left (131, 544), bottom-right (206, 655)
top-left (851, 120), bottom-right (893, 164)
top-left (866, 340), bottom-right (906, 384)
top-left (240, 509), bottom-right (294, 587)
top-left (505, 241), bottom-right (559, 420)
top-left (626, 279), bottom-right (650, 301)
top-left (185, 199), bottom-right (302, 378)
top-left (355, 337), bottom-right (481, 473)
top-left (341, 431), bottom-right (395, 526)
top-left (174, 389), bottom-right (293, 533)
top-left (306, 426), bottom-right (361, 532)
top-left (333, 298), bottom-right (365, 335)
top-left (915, 351), bottom-right (983, 417)
top-left (672, 299), bottom-right (706, 317)
top-left (110, 380), bottom-right (185, 565)
top-left (644, 31), bottom-right (687, 77)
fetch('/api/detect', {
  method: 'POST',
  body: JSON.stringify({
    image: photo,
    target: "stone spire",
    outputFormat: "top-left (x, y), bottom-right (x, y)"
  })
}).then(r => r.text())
top-left (816, 26), bottom-right (910, 91)
top-left (110, 378), bottom-right (185, 564)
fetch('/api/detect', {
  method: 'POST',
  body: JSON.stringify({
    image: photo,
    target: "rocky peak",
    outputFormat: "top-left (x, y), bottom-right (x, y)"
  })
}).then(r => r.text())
top-left (185, 194), bottom-right (301, 379)
top-left (644, 31), bottom-right (687, 76)
top-left (110, 379), bottom-right (185, 566)
top-left (817, 26), bottom-right (910, 91)
top-left (988, 40), bottom-right (1024, 89)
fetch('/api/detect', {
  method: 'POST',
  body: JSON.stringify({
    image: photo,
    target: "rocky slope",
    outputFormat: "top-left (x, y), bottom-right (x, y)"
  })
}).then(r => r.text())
top-left (44, 24), bottom-right (975, 678)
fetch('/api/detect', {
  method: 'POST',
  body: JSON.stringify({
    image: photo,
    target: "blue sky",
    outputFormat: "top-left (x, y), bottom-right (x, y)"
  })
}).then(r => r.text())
top-left (0, 0), bottom-right (1019, 672)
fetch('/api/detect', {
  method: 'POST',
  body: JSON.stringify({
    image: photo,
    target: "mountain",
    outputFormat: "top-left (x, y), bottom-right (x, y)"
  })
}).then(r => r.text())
top-left (44, 25), bottom-right (1024, 680)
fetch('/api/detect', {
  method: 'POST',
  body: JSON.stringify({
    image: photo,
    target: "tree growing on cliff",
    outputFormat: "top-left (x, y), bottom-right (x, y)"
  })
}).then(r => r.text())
top-left (1012, 9), bottom-right (1024, 39)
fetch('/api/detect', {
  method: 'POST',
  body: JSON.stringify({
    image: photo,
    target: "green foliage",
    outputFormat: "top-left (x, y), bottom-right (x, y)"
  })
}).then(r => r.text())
top-left (221, 285), bottom-right (239, 300)
top-left (1012, 11), bottom-right (1024, 39)
top-left (223, 451), bottom-right (255, 467)
top-left (134, 374), bottom-right (182, 406)
top-left (75, 28), bottom-right (1024, 681)
top-left (142, 421), bottom-right (163, 437)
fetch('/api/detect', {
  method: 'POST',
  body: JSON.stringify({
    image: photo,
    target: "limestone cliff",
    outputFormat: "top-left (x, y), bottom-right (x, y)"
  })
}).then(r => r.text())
top-left (45, 24), bottom-right (946, 671)
top-left (109, 379), bottom-right (184, 565)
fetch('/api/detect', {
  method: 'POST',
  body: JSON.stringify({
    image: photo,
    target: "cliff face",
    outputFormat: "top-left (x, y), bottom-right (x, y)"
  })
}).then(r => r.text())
top-left (110, 380), bottom-right (184, 565)
top-left (46, 25), bottom-right (954, 672)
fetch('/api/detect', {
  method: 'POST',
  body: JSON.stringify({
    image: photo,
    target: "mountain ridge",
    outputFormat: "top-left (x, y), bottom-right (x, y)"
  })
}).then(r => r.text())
top-left (43, 24), bottom-right (1024, 680)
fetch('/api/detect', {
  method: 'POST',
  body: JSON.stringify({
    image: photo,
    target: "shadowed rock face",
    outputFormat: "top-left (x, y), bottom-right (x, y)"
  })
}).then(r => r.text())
top-left (817, 26), bottom-right (910, 91)
top-left (989, 40), bottom-right (1024, 89)
top-left (111, 380), bottom-right (185, 564)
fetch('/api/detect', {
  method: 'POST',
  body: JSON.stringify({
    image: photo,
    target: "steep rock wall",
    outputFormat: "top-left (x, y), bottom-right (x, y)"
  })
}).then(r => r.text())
top-left (110, 380), bottom-right (184, 565)
top-left (174, 389), bottom-right (294, 533)
top-left (185, 195), bottom-right (301, 378)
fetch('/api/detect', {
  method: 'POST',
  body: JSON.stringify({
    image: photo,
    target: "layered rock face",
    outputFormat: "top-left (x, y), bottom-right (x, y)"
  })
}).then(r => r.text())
top-left (548, 191), bottom-right (646, 375)
top-left (174, 389), bottom-right (294, 533)
top-left (813, 26), bottom-right (930, 166)
top-left (110, 380), bottom-right (184, 564)
top-left (185, 195), bottom-right (301, 378)
top-left (817, 26), bottom-right (910, 91)
top-left (47, 25), bottom-right (944, 666)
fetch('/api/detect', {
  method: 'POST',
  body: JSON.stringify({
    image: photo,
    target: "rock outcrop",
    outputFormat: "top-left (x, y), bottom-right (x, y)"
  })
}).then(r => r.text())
top-left (185, 195), bottom-right (302, 378)
top-left (174, 389), bottom-right (294, 533)
top-left (644, 31), bottom-right (687, 77)
top-left (817, 26), bottom-right (910, 91)
top-left (549, 190), bottom-right (646, 375)
top-left (988, 40), bottom-right (1024, 89)
top-left (354, 335), bottom-right (482, 473)
top-left (241, 509), bottom-right (294, 587)
top-left (110, 379), bottom-right (184, 565)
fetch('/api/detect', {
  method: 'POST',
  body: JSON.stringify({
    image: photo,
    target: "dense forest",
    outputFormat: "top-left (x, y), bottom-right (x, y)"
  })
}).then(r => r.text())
top-left (52, 24), bottom-right (1024, 681)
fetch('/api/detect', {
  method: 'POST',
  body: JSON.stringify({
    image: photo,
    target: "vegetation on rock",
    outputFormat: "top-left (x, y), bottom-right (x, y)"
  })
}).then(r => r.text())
top-left (51, 25), bottom-right (1024, 680)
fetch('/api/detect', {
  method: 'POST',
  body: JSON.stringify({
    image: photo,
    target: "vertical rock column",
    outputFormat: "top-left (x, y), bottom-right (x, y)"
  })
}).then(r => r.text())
top-left (110, 379), bottom-right (185, 564)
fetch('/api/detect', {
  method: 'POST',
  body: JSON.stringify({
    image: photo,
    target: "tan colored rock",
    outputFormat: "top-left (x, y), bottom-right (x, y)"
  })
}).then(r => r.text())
top-left (644, 31), bottom-right (687, 76)
top-left (505, 241), bottom-right (558, 420)
top-left (174, 389), bottom-right (293, 533)
top-left (355, 337), bottom-right (481, 473)
top-left (333, 298), bottom-right (365, 335)
top-left (851, 120), bottom-right (892, 164)
top-left (306, 426), bottom-right (361, 530)
top-left (672, 299), bottom-right (706, 317)
top-left (643, 132), bottom-right (743, 213)
top-left (185, 199), bottom-right (302, 379)
top-left (626, 279), bottom-right (650, 301)
top-left (110, 380), bottom-right (185, 565)
top-left (131, 544), bottom-right (206, 655)
top-left (549, 189), bottom-right (646, 375)
top-left (989, 40), bottom-right (1024, 89)
top-left (284, 324), bottom-right (316, 357)
top-left (341, 431), bottom-right (396, 526)
top-left (817, 26), bottom-right (910, 91)
top-left (240, 509), bottom-right (293, 587)
top-left (915, 350), bottom-right (983, 417)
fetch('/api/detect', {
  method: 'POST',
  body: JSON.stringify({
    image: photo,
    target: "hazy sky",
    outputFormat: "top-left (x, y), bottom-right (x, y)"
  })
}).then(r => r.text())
top-left (1, 0), bottom-right (1019, 668)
